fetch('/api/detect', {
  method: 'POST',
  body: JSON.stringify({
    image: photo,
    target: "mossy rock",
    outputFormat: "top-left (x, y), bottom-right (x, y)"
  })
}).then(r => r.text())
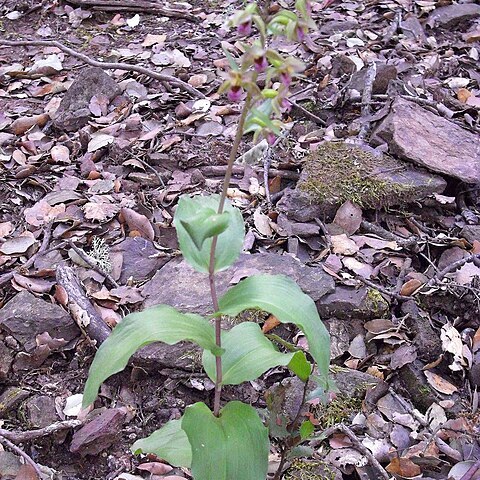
top-left (278, 142), bottom-right (446, 221)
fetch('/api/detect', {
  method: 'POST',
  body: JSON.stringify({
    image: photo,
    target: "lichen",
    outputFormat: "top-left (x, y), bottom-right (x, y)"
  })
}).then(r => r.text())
top-left (298, 142), bottom-right (415, 209)
top-left (365, 288), bottom-right (389, 316)
top-left (285, 460), bottom-right (336, 480)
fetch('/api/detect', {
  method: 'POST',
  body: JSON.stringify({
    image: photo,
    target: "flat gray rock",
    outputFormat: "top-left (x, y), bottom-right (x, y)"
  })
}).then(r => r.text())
top-left (53, 67), bottom-right (122, 131)
top-left (427, 4), bottom-right (480, 28)
top-left (142, 253), bottom-right (335, 315)
top-left (373, 97), bottom-right (480, 184)
top-left (0, 291), bottom-right (79, 352)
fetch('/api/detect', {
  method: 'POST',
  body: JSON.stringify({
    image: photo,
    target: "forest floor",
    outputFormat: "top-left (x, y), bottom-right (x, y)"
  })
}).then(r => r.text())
top-left (0, 0), bottom-right (480, 479)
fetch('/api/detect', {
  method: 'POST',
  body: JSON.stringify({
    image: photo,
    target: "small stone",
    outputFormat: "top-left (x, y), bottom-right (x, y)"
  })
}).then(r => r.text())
top-left (316, 286), bottom-right (389, 320)
top-left (0, 451), bottom-right (22, 479)
top-left (0, 341), bottom-right (14, 381)
top-left (70, 408), bottom-right (127, 456)
top-left (24, 395), bottom-right (58, 428)
top-left (348, 63), bottom-right (397, 95)
top-left (0, 291), bottom-right (79, 352)
top-left (0, 387), bottom-right (30, 418)
top-left (53, 67), bottom-right (122, 131)
top-left (111, 237), bottom-right (169, 283)
top-left (460, 225), bottom-right (480, 244)
top-left (372, 97), bottom-right (480, 184)
top-left (332, 368), bottom-right (380, 398)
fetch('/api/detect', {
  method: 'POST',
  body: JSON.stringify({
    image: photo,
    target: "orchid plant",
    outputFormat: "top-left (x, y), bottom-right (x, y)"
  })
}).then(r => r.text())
top-left (82, 2), bottom-right (330, 479)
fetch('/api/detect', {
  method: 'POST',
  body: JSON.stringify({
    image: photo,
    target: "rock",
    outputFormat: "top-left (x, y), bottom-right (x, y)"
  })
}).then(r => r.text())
top-left (332, 368), bottom-right (380, 398)
top-left (142, 253), bottom-right (335, 315)
top-left (427, 4), bottom-right (480, 29)
top-left (0, 340), bottom-right (14, 381)
top-left (24, 395), bottom-right (58, 428)
top-left (349, 63), bottom-right (397, 95)
top-left (277, 142), bottom-right (447, 222)
top-left (0, 291), bottom-right (79, 352)
top-left (70, 407), bottom-right (127, 456)
top-left (460, 225), bottom-right (480, 243)
top-left (133, 342), bottom-right (202, 371)
top-left (0, 451), bottom-right (22, 480)
top-left (372, 97), bottom-right (480, 184)
top-left (53, 67), bottom-right (122, 131)
top-left (0, 387), bottom-right (30, 418)
top-left (111, 237), bottom-right (169, 283)
top-left (316, 286), bottom-right (389, 320)
top-left (319, 19), bottom-right (358, 36)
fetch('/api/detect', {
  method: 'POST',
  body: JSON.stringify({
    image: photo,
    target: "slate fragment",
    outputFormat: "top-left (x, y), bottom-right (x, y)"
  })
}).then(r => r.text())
top-left (142, 253), bottom-right (335, 315)
top-left (0, 387), bottom-right (30, 418)
top-left (24, 395), bottom-right (58, 428)
top-left (372, 97), bottom-right (480, 184)
top-left (427, 4), bottom-right (480, 29)
top-left (0, 291), bottom-right (79, 352)
top-left (70, 407), bottom-right (127, 456)
top-left (53, 67), bottom-right (122, 131)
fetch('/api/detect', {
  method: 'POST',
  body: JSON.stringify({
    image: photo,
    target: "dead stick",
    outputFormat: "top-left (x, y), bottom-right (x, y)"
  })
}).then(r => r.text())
top-left (0, 222), bottom-right (53, 288)
top-left (0, 420), bottom-right (82, 443)
top-left (426, 253), bottom-right (480, 286)
top-left (200, 165), bottom-right (300, 180)
top-left (56, 266), bottom-right (111, 344)
top-left (0, 39), bottom-right (204, 99)
top-left (358, 62), bottom-right (377, 141)
top-left (0, 435), bottom-right (45, 478)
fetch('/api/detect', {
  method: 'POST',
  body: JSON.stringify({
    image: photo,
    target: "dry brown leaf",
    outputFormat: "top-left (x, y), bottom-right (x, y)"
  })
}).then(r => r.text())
top-left (331, 234), bottom-right (359, 255)
top-left (121, 207), bottom-right (155, 241)
top-left (262, 314), bottom-right (281, 333)
top-left (51, 144), bottom-right (70, 163)
top-left (386, 456), bottom-right (421, 478)
top-left (0, 221), bottom-right (13, 239)
top-left (253, 208), bottom-right (273, 236)
top-left (424, 370), bottom-right (457, 395)
top-left (83, 201), bottom-right (119, 222)
top-left (137, 461), bottom-right (173, 474)
top-left (400, 278), bottom-right (424, 296)
top-left (9, 113), bottom-right (50, 135)
top-left (333, 200), bottom-right (362, 235)
top-left (24, 199), bottom-right (65, 227)
top-left (0, 233), bottom-right (36, 255)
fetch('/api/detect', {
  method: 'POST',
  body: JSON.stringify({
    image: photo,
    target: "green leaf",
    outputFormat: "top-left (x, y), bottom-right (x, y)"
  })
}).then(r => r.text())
top-left (83, 305), bottom-right (219, 407)
top-left (131, 419), bottom-right (192, 467)
top-left (174, 195), bottom-right (245, 274)
top-left (217, 275), bottom-right (330, 384)
top-left (202, 322), bottom-right (311, 385)
top-left (182, 401), bottom-right (269, 480)
top-left (299, 420), bottom-right (314, 439)
top-left (179, 208), bottom-right (230, 250)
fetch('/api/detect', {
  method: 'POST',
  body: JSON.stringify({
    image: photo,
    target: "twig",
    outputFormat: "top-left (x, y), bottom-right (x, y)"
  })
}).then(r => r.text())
top-left (357, 276), bottom-right (411, 302)
top-left (426, 252), bottom-right (480, 287)
top-left (0, 435), bottom-right (45, 478)
top-left (314, 217), bottom-right (331, 249)
top-left (0, 222), bottom-right (53, 288)
top-left (289, 99), bottom-right (326, 126)
top-left (459, 459), bottom-right (480, 480)
top-left (0, 39), bottom-right (204, 99)
top-left (199, 164), bottom-right (300, 181)
top-left (67, 241), bottom-right (119, 288)
top-left (66, 0), bottom-right (199, 21)
top-left (395, 257), bottom-right (411, 294)
top-left (128, 150), bottom-right (166, 188)
top-left (358, 62), bottom-right (377, 141)
top-left (312, 424), bottom-right (390, 480)
top-left (383, 11), bottom-right (402, 44)
top-left (0, 420), bottom-right (82, 443)
top-left (361, 220), bottom-right (418, 249)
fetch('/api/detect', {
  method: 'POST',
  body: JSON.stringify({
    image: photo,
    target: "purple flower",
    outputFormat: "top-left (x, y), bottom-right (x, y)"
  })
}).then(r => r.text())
top-left (266, 131), bottom-right (277, 145)
top-left (280, 72), bottom-right (292, 87)
top-left (280, 97), bottom-right (292, 112)
top-left (296, 25), bottom-right (306, 42)
top-left (237, 20), bottom-right (252, 36)
top-left (254, 55), bottom-right (268, 73)
top-left (228, 85), bottom-right (243, 102)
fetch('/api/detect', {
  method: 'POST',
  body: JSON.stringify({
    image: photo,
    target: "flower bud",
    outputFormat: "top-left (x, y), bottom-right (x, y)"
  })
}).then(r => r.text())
top-left (238, 20), bottom-right (252, 36)
top-left (295, 25), bottom-right (306, 42)
top-left (254, 55), bottom-right (268, 73)
top-left (266, 131), bottom-right (277, 145)
top-left (280, 72), bottom-right (292, 87)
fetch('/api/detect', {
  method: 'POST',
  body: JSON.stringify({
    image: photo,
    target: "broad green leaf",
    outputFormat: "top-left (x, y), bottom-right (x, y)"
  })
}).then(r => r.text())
top-left (202, 322), bottom-right (311, 384)
top-left (131, 419), bottom-right (192, 467)
top-left (179, 208), bottom-right (230, 250)
top-left (217, 275), bottom-right (330, 384)
top-left (83, 305), bottom-right (219, 407)
top-left (182, 401), bottom-right (268, 480)
top-left (174, 195), bottom-right (245, 274)
top-left (299, 420), bottom-right (314, 439)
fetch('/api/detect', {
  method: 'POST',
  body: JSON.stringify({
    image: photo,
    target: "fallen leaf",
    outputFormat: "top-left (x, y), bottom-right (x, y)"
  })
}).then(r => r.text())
top-left (253, 208), bottom-right (273, 236)
top-left (0, 221), bottom-right (13, 239)
top-left (121, 208), bottom-right (155, 241)
top-left (333, 201), bottom-right (362, 235)
top-left (24, 199), bottom-right (66, 226)
top-left (331, 234), bottom-right (359, 255)
top-left (262, 314), bottom-right (281, 333)
top-left (50, 144), bottom-right (70, 163)
top-left (386, 457), bottom-right (421, 478)
top-left (137, 462), bottom-right (173, 474)
top-left (0, 234), bottom-right (36, 255)
top-left (400, 278), bottom-right (424, 296)
top-left (424, 370), bottom-right (457, 395)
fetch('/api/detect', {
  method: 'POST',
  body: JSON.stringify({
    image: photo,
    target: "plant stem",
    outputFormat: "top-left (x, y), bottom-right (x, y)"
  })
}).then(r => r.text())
top-left (210, 91), bottom-right (254, 417)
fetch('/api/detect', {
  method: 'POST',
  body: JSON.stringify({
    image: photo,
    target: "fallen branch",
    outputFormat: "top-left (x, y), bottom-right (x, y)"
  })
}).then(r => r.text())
top-left (0, 420), bottom-right (82, 443)
top-left (0, 39), bottom-right (205, 99)
top-left (56, 265), bottom-right (111, 344)
top-left (361, 220), bottom-right (418, 250)
top-left (200, 164), bottom-right (300, 181)
top-left (66, 0), bottom-right (199, 22)
top-left (358, 62), bottom-right (377, 141)
top-left (426, 252), bottom-right (480, 287)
